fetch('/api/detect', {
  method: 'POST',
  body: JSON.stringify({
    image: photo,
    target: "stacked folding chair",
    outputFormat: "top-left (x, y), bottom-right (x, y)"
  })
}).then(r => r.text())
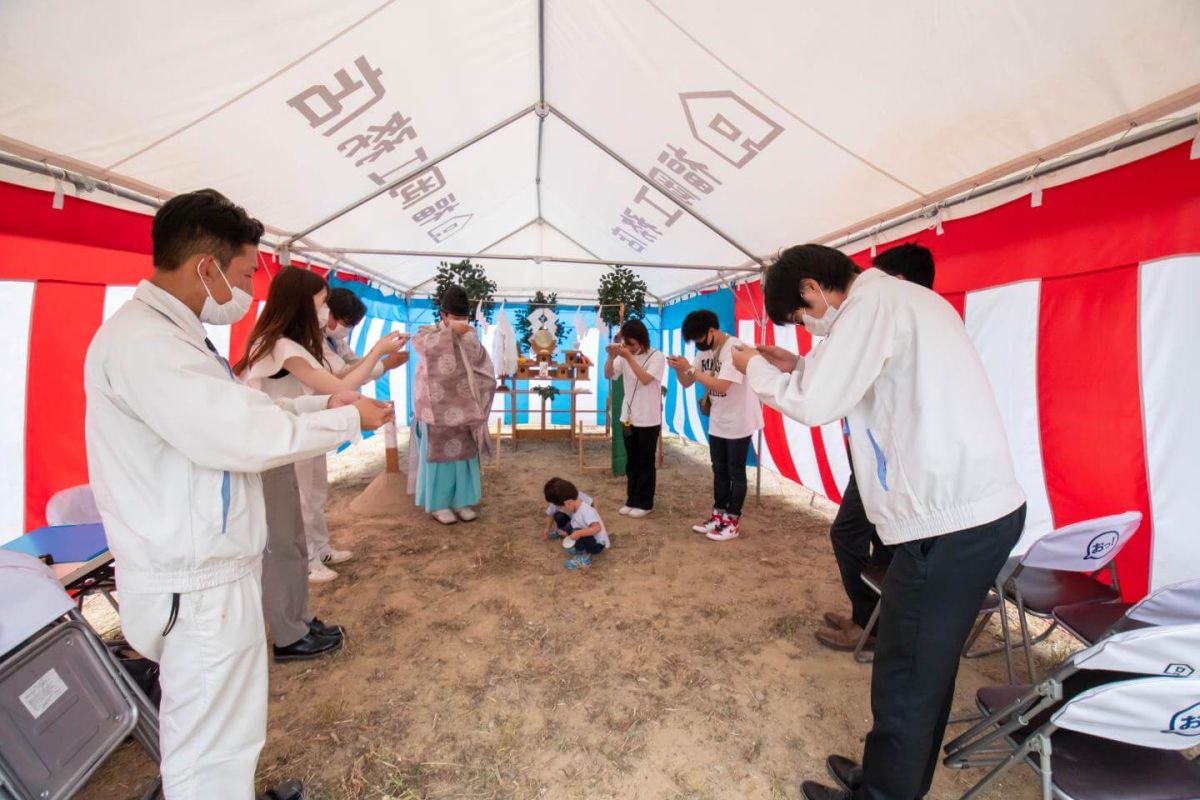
top-left (944, 623), bottom-right (1200, 799)
top-left (964, 511), bottom-right (1142, 682)
top-left (1053, 576), bottom-right (1200, 647)
top-left (0, 552), bottom-right (160, 800)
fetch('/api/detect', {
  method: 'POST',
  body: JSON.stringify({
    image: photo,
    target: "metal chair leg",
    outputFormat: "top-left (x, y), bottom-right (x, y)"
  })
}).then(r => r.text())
top-left (1015, 591), bottom-right (1038, 682)
top-left (961, 610), bottom-right (995, 657)
top-left (997, 582), bottom-right (1016, 684)
top-left (854, 603), bottom-right (880, 664)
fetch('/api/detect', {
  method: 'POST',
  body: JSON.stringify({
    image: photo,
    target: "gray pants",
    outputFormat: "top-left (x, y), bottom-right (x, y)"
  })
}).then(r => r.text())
top-left (261, 464), bottom-right (311, 647)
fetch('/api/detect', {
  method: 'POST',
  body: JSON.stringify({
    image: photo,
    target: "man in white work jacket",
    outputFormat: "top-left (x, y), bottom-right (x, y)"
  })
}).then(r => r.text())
top-left (84, 189), bottom-right (393, 800)
top-left (731, 244), bottom-right (1026, 800)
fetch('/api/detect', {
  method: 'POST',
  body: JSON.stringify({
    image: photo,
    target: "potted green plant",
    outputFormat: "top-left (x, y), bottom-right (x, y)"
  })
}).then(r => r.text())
top-left (597, 264), bottom-right (647, 327)
top-left (433, 259), bottom-right (497, 323)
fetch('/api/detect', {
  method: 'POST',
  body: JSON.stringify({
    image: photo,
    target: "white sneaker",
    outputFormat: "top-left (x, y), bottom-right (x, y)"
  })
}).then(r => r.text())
top-left (692, 511), bottom-right (725, 534)
top-left (455, 507), bottom-right (478, 522)
top-left (707, 516), bottom-right (740, 542)
top-left (618, 506), bottom-right (633, 515)
top-left (627, 508), bottom-right (651, 518)
top-left (320, 548), bottom-right (353, 565)
top-left (308, 561), bottom-right (339, 583)
top-left (432, 509), bottom-right (458, 525)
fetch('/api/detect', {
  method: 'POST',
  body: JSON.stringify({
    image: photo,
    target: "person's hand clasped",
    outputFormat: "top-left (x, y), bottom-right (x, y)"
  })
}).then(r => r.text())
top-left (450, 321), bottom-right (472, 337)
top-left (371, 331), bottom-right (407, 357)
top-left (328, 390), bottom-right (362, 409)
top-left (666, 354), bottom-right (691, 372)
top-left (606, 342), bottom-right (631, 360)
top-left (755, 344), bottom-right (800, 373)
top-left (728, 343), bottom-right (760, 374)
top-left (352, 398), bottom-right (394, 431)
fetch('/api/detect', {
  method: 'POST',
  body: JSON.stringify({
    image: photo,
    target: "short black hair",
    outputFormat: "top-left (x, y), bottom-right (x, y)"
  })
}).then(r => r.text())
top-left (440, 284), bottom-right (471, 318)
top-left (543, 477), bottom-right (579, 506)
top-left (873, 243), bottom-right (935, 289)
top-left (763, 244), bottom-right (861, 325)
top-left (619, 319), bottom-right (651, 351)
top-left (681, 309), bottom-right (720, 344)
top-left (151, 188), bottom-right (264, 271)
top-left (327, 287), bottom-right (367, 326)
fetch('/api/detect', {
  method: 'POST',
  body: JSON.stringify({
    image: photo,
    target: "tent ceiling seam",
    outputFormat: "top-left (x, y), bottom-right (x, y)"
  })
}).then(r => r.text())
top-left (547, 105), bottom-right (765, 267)
top-left (642, 0), bottom-right (926, 198)
top-left (105, 0), bottom-right (399, 172)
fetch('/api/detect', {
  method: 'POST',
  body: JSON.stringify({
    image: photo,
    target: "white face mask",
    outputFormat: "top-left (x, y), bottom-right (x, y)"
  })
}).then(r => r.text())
top-left (197, 258), bottom-right (253, 325)
top-left (329, 323), bottom-right (350, 341)
top-left (801, 284), bottom-right (840, 337)
top-left (317, 305), bottom-right (330, 327)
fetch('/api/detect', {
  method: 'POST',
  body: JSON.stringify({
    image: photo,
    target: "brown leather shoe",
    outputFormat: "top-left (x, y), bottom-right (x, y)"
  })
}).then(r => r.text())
top-left (822, 610), bottom-right (854, 631)
top-left (815, 624), bottom-right (875, 652)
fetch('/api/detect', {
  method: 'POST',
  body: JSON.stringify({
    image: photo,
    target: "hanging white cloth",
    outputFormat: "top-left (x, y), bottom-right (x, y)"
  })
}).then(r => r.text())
top-left (573, 306), bottom-right (590, 349)
top-left (490, 303), bottom-right (519, 376)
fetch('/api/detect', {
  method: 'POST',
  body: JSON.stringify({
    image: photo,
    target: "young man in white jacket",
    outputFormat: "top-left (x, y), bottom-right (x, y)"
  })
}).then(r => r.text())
top-left (84, 189), bottom-right (394, 800)
top-left (730, 244), bottom-right (1026, 800)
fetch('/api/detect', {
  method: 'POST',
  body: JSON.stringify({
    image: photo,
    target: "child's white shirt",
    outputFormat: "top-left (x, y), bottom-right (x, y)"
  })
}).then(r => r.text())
top-left (568, 502), bottom-right (609, 548)
top-left (545, 491), bottom-right (592, 518)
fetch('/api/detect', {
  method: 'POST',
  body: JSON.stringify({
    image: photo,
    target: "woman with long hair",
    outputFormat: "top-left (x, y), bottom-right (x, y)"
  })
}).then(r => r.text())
top-left (235, 267), bottom-right (405, 662)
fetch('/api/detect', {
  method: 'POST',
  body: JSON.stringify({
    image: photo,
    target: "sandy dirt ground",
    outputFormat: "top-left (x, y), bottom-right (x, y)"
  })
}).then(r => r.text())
top-left (79, 431), bottom-right (1067, 800)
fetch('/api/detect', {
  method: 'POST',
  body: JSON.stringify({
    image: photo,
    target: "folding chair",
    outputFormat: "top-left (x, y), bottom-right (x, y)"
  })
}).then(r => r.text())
top-left (968, 511), bottom-right (1142, 682)
top-left (0, 552), bottom-right (160, 800)
top-left (44, 485), bottom-right (102, 527)
top-left (944, 623), bottom-right (1200, 799)
top-left (952, 673), bottom-right (1200, 800)
top-left (1053, 576), bottom-right (1200, 647)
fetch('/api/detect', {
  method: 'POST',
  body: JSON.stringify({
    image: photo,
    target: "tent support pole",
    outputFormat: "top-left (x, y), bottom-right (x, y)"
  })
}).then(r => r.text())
top-left (546, 106), bottom-right (766, 267)
top-left (283, 104), bottom-right (537, 246)
top-left (291, 246), bottom-right (734, 272)
top-left (535, 0), bottom-right (547, 219)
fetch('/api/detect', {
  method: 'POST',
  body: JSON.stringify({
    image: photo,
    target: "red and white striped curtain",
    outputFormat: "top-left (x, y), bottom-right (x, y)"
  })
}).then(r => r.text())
top-left (732, 141), bottom-right (1200, 601)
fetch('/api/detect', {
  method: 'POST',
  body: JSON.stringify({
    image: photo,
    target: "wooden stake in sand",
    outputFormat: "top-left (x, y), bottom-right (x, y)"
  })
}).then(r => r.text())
top-left (349, 422), bottom-right (410, 516)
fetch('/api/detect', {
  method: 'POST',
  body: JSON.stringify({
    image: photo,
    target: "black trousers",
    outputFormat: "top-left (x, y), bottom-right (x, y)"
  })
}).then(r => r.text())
top-left (569, 535), bottom-right (606, 555)
top-left (708, 434), bottom-right (751, 517)
top-left (855, 504), bottom-right (1025, 800)
top-left (830, 471), bottom-right (894, 629)
top-left (623, 424), bottom-right (660, 510)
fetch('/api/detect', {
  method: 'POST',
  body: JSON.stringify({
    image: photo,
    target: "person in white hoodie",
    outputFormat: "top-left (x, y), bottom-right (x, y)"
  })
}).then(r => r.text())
top-left (84, 189), bottom-right (394, 800)
top-left (730, 244), bottom-right (1025, 800)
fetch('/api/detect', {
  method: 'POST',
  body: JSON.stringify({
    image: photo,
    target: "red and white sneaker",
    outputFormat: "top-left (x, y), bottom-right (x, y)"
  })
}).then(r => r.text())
top-left (707, 515), bottom-right (740, 541)
top-left (692, 510), bottom-right (725, 535)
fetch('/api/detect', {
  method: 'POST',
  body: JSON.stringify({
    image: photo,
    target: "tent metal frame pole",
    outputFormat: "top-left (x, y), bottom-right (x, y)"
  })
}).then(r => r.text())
top-left (283, 104), bottom-right (537, 246)
top-left (546, 106), bottom-right (766, 268)
top-left (535, 0), bottom-right (547, 219)
top-left (662, 266), bottom-right (759, 303)
top-left (0, 149), bottom-right (408, 290)
top-left (292, 246), bottom-right (735, 272)
top-left (402, 218), bottom-right (539, 297)
top-left (829, 114), bottom-right (1199, 251)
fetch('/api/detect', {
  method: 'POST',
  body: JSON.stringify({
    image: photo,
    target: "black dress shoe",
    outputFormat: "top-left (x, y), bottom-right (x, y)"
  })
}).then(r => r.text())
top-left (826, 754), bottom-right (863, 792)
top-left (800, 781), bottom-right (850, 800)
top-left (273, 631), bottom-right (343, 663)
top-left (257, 778), bottom-right (304, 799)
top-left (308, 617), bottom-right (344, 639)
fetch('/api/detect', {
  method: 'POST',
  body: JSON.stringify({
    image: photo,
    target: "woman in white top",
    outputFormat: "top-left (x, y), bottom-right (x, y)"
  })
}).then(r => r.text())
top-left (605, 319), bottom-right (666, 518)
top-left (233, 267), bottom-right (404, 661)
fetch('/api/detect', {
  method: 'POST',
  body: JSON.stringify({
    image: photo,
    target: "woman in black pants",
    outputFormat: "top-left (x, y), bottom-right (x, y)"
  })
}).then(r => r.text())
top-left (605, 319), bottom-right (666, 519)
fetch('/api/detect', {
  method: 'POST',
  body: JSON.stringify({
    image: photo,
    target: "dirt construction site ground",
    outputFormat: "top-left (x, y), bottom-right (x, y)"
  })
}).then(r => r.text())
top-left (81, 432), bottom-right (1064, 799)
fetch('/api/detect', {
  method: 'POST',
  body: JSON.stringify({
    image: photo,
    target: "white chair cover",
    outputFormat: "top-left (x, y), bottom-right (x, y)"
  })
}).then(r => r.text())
top-left (1072, 623), bottom-right (1200, 678)
top-left (0, 551), bottom-right (74, 657)
top-left (1052, 676), bottom-right (1200, 749)
top-left (1017, 511), bottom-right (1142, 573)
top-left (1127, 578), bottom-right (1200, 627)
top-left (44, 484), bottom-right (102, 526)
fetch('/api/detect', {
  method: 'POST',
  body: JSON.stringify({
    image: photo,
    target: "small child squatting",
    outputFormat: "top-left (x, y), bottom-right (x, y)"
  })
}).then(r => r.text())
top-left (543, 477), bottom-right (610, 570)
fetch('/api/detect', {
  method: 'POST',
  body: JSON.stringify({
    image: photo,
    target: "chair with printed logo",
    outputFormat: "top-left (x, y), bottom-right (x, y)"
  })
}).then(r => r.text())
top-left (1051, 576), bottom-right (1200, 648)
top-left (966, 512), bottom-right (1142, 683)
top-left (945, 624), bottom-right (1200, 800)
top-left (0, 551), bottom-right (160, 800)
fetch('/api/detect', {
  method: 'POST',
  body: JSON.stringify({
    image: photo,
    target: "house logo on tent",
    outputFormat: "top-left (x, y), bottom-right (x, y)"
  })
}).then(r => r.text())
top-left (1164, 702), bottom-right (1200, 736)
top-left (1164, 663), bottom-right (1195, 678)
top-left (1083, 530), bottom-right (1119, 560)
top-left (679, 91), bottom-right (784, 169)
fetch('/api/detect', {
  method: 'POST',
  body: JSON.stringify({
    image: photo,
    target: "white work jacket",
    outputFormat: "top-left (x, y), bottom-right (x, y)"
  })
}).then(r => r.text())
top-left (84, 281), bottom-right (361, 594)
top-left (747, 269), bottom-right (1025, 544)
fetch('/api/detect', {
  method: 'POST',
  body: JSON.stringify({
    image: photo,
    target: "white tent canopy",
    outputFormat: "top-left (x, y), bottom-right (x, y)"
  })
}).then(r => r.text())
top-left (2, 0), bottom-right (1198, 298)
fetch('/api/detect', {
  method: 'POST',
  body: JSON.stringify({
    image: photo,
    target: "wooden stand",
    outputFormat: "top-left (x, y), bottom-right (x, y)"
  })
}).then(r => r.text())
top-left (349, 422), bottom-right (410, 517)
top-left (577, 417), bottom-right (611, 473)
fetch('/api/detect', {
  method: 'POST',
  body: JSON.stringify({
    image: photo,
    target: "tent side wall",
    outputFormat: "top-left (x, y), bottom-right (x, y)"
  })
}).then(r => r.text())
top-left (659, 141), bottom-right (1199, 601)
